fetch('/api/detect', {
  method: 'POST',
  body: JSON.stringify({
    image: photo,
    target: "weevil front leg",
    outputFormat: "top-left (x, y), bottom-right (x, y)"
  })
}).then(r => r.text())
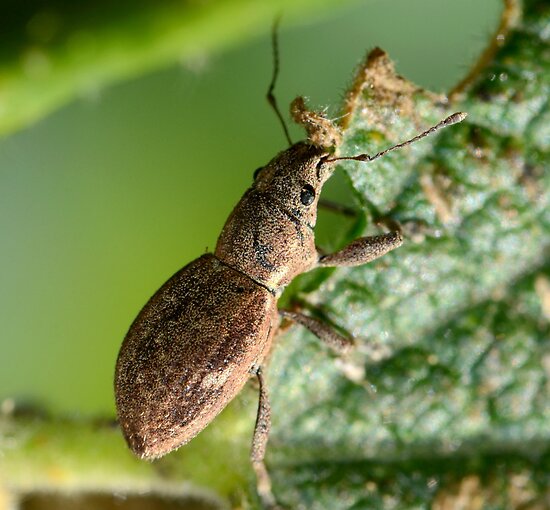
top-left (251, 367), bottom-right (280, 510)
top-left (317, 230), bottom-right (403, 268)
top-left (278, 232), bottom-right (403, 353)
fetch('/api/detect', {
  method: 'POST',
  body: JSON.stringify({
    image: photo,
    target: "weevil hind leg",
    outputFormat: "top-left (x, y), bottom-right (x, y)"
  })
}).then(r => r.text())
top-left (317, 230), bottom-right (403, 268)
top-left (251, 367), bottom-right (281, 509)
top-left (279, 310), bottom-right (354, 354)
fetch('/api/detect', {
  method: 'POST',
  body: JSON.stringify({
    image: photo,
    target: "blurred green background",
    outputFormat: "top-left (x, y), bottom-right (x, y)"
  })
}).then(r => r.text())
top-left (0, 0), bottom-right (501, 417)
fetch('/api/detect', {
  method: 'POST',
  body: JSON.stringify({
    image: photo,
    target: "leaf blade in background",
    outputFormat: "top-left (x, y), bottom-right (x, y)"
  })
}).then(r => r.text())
top-left (0, 0), bottom-right (354, 136)
top-left (267, 0), bottom-right (550, 507)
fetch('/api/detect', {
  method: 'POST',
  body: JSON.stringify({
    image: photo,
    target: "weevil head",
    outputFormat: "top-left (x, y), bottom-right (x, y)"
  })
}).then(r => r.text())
top-left (215, 101), bottom-right (342, 290)
top-left (250, 96), bottom-right (341, 228)
top-left (252, 141), bottom-right (336, 228)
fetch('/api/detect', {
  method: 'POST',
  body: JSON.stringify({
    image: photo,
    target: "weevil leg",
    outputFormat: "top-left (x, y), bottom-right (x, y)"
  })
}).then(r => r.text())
top-left (317, 231), bottom-right (403, 268)
top-left (279, 310), bottom-right (353, 354)
top-left (317, 198), bottom-right (357, 218)
top-left (251, 368), bottom-right (279, 509)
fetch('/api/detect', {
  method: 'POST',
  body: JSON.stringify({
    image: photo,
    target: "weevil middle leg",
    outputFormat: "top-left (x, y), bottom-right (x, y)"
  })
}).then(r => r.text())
top-left (279, 310), bottom-right (353, 354)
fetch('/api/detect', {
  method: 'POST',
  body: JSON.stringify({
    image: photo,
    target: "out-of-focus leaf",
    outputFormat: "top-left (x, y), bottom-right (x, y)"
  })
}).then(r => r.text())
top-left (0, 0), bottom-right (353, 136)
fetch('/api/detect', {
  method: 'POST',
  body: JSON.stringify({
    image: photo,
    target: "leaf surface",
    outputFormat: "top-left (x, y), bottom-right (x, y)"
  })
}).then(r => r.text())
top-left (267, 0), bottom-right (550, 507)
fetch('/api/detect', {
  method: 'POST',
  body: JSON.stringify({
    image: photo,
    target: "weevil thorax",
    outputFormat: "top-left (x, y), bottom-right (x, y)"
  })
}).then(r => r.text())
top-left (215, 142), bottom-right (335, 293)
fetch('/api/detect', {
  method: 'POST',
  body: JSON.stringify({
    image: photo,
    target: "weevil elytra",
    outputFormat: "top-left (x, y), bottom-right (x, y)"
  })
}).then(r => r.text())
top-left (114, 24), bottom-right (466, 508)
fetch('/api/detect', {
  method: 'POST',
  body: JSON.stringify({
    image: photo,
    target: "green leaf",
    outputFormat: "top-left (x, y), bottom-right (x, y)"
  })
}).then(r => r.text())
top-left (0, 0), bottom-right (352, 136)
top-left (266, 0), bottom-right (550, 508)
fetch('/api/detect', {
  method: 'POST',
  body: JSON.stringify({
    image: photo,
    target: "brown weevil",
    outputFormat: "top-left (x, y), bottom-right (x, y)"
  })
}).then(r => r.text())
top-left (114, 23), bottom-right (466, 508)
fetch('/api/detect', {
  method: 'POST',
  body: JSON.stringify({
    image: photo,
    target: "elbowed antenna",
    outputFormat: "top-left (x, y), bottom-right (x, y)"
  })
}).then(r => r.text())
top-left (325, 112), bottom-right (467, 164)
top-left (266, 16), bottom-right (293, 146)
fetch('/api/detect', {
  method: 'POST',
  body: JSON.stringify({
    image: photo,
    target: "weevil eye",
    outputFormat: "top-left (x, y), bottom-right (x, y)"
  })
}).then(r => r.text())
top-left (300, 184), bottom-right (316, 206)
top-left (253, 167), bottom-right (263, 180)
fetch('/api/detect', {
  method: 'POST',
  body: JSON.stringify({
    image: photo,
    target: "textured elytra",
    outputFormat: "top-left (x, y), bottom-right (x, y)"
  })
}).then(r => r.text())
top-left (115, 254), bottom-right (278, 458)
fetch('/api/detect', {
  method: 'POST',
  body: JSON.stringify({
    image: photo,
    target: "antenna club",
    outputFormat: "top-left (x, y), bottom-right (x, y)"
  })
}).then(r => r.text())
top-left (446, 112), bottom-right (468, 125)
